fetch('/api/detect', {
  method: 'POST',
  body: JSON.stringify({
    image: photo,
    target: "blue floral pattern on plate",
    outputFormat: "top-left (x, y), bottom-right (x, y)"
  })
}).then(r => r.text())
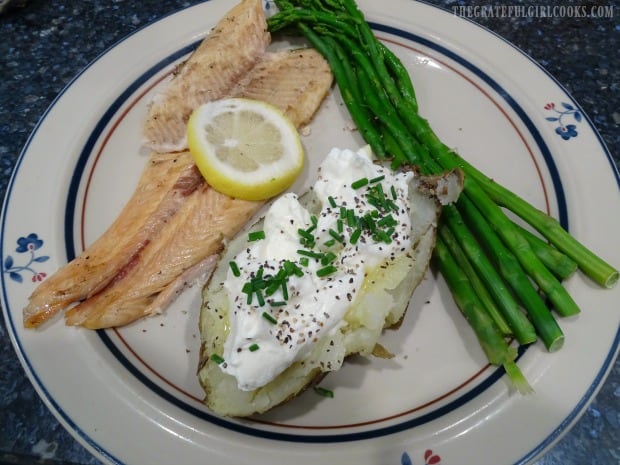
top-left (3, 233), bottom-right (49, 283)
top-left (545, 101), bottom-right (582, 140)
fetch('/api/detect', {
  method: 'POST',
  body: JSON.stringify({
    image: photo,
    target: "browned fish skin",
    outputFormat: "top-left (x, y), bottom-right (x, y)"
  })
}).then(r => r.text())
top-left (22, 151), bottom-right (199, 328)
top-left (143, 0), bottom-right (271, 152)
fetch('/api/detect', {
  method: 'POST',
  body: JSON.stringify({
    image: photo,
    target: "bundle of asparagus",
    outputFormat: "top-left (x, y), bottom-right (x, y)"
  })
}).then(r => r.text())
top-left (267, 0), bottom-right (618, 392)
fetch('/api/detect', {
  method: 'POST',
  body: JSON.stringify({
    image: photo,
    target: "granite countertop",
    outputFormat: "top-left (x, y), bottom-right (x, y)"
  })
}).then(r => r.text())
top-left (0, 0), bottom-right (618, 464)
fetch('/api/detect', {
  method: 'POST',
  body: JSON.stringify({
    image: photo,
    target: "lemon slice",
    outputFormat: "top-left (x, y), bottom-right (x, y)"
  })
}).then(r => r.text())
top-left (187, 98), bottom-right (304, 201)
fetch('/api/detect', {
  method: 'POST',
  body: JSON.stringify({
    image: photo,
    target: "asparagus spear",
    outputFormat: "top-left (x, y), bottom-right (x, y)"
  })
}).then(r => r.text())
top-left (267, 0), bottom-right (618, 385)
top-left (438, 224), bottom-right (513, 337)
top-left (440, 204), bottom-right (541, 346)
top-left (515, 224), bottom-right (578, 281)
top-left (434, 237), bottom-right (533, 394)
top-left (456, 195), bottom-right (565, 351)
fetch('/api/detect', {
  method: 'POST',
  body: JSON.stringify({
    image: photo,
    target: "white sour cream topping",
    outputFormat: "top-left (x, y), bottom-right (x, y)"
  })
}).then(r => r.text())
top-left (220, 147), bottom-right (414, 390)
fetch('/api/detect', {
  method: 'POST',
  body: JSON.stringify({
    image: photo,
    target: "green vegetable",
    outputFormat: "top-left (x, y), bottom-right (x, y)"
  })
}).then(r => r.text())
top-left (229, 260), bottom-right (241, 277)
top-left (314, 386), bottom-right (335, 398)
top-left (434, 236), bottom-right (533, 394)
top-left (248, 230), bottom-right (266, 241)
top-left (267, 0), bottom-right (618, 389)
top-left (262, 311), bottom-right (278, 324)
top-left (438, 224), bottom-right (513, 338)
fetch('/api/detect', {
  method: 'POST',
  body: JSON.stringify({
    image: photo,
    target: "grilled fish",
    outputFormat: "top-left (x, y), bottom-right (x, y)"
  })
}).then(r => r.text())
top-left (65, 48), bottom-right (332, 329)
top-left (143, 0), bottom-right (270, 153)
top-left (23, 0), bottom-right (333, 329)
top-left (23, 152), bottom-right (200, 328)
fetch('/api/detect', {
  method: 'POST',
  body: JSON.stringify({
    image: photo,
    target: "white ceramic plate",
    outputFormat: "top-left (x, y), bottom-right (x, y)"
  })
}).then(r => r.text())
top-left (2, 1), bottom-right (619, 464)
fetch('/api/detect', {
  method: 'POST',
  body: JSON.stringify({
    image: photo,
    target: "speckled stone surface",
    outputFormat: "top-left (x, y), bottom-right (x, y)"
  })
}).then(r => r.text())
top-left (0, 1), bottom-right (618, 464)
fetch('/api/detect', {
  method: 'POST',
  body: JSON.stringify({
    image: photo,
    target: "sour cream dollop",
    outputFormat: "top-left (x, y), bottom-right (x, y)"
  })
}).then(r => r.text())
top-left (220, 147), bottom-right (414, 390)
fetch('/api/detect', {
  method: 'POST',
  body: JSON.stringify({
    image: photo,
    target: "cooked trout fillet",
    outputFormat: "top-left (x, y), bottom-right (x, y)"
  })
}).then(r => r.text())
top-left (23, 152), bottom-right (200, 328)
top-left (23, 0), bottom-right (271, 329)
top-left (65, 49), bottom-right (333, 329)
top-left (228, 48), bottom-right (334, 129)
top-left (143, 0), bottom-right (270, 152)
top-left (65, 185), bottom-right (262, 328)
top-left (24, 0), bottom-right (332, 329)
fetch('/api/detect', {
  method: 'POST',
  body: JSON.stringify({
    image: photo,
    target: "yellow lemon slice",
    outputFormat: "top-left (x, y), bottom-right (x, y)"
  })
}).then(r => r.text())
top-left (187, 98), bottom-right (304, 201)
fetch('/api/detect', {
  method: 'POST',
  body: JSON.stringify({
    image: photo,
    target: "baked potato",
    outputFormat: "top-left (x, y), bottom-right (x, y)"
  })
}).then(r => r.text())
top-left (197, 147), bottom-right (462, 417)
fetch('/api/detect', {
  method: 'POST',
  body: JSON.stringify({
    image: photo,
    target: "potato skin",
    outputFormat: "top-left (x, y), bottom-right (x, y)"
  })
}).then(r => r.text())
top-left (197, 168), bottom-right (462, 417)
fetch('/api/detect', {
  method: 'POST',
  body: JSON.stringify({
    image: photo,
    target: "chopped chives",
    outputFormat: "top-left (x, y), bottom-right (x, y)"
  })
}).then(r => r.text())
top-left (248, 230), bottom-right (266, 241)
top-left (340, 206), bottom-right (347, 219)
top-left (350, 228), bottom-right (362, 244)
top-left (313, 386), bottom-right (334, 398)
top-left (337, 218), bottom-right (344, 233)
top-left (324, 239), bottom-right (336, 247)
top-left (367, 195), bottom-right (383, 211)
top-left (229, 261), bottom-right (241, 277)
top-left (297, 249), bottom-right (323, 260)
top-left (317, 265), bottom-right (338, 277)
top-left (374, 230), bottom-right (392, 244)
top-left (386, 198), bottom-right (399, 212)
top-left (262, 311), bottom-right (277, 324)
top-left (242, 282), bottom-right (254, 304)
top-left (321, 251), bottom-right (337, 265)
top-left (210, 354), bottom-right (225, 364)
top-left (255, 289), bottom-right (265, 306)
top-left (265, 279), bottom-right (281, 296)
top-left (298, 228), bottom-right (315, 241)
top-left (328, 195), bottom-right (337, 208)
top-left (390, 185), bottom-right (398, 200)
top-left (254, 267), bottom-right (264, 280)
top-left (270, 300), bottom-right (287, 307)
top-left (363, 213), bottom-right (376, 232)
top-left (377, 214), bottom-right (396, 227)
top-left (285, 260), bottom-right (304, 277)
top-left (329, 229), bottom-right (344, 243)
top-left (370, 175), bottom-right (385, 184)
top-left (351, 177), bottom-right (369, 189)
top-left (300, 257), bottom-right (309, 267)
top-left (249, 343), bottom-right (260, 352)
top-left (281, 280), bottom-right (289, 300)
top-left (346, 208), bottom-right (356, 227)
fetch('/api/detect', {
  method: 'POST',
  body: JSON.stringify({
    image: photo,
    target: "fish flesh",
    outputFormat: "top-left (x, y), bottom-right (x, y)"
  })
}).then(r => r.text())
top-left (143, 0), bottom-right (270, 153)
top-left (24, 0), bottom-right (270, 329)
top-left (65, 48), bottom-right (333, 329)
top-left (64, 184), bottom-right (262, 328)
top-left (23, 0), bottom-right (333, 329)
top-left (23, 152), bottom-right (201, 328)
top-left (227, 48), bottom-right (334, 130)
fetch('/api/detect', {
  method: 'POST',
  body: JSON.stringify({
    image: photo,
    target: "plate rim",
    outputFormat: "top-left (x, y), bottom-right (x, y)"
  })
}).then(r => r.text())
top-left (2, 0), bottom-right (619, 464)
